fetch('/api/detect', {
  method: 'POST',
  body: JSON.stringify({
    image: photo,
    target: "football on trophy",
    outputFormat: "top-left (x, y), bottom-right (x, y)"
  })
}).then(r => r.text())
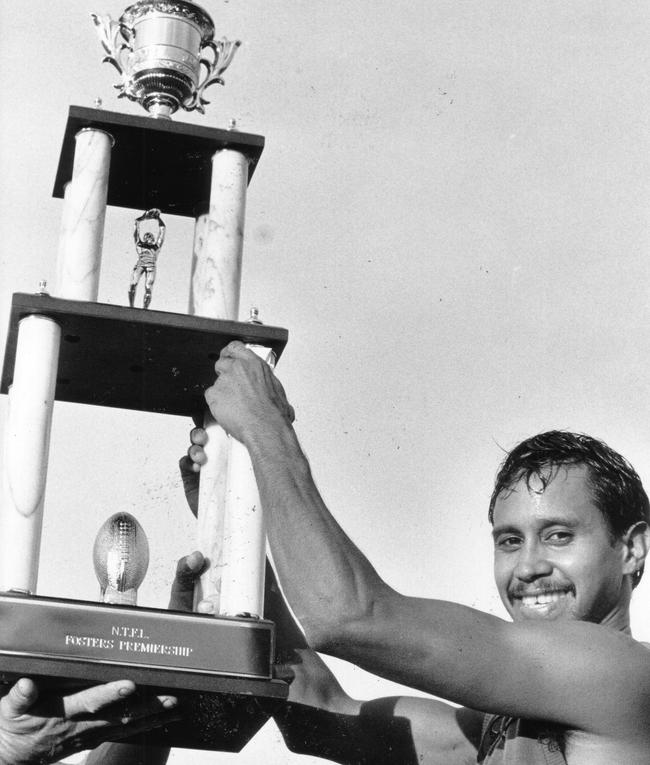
top-left (93, 512), bottom-right (150, 605)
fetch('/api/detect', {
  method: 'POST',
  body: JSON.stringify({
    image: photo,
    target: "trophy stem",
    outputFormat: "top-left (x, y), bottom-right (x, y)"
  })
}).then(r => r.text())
top-left (146, 99), bottom-right (174, 119)
top-left (100, 585), bottom-right (138, 605)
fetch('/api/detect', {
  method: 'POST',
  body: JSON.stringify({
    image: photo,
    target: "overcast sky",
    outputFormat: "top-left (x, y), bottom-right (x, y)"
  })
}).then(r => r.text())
top-left (2, 2), bottom-right (650, 762)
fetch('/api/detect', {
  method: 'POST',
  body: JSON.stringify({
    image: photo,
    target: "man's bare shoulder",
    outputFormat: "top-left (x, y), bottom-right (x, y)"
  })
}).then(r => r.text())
top-left (495, 621), bottom-right (650, 738)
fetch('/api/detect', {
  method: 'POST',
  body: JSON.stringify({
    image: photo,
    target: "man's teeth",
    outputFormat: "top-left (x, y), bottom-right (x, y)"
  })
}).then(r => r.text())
top-left (520, 592), bottom-right (567, 607)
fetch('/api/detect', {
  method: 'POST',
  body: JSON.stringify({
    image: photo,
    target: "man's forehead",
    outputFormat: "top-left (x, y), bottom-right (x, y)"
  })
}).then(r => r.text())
top-left (492, 463), bottom-right (597, 523)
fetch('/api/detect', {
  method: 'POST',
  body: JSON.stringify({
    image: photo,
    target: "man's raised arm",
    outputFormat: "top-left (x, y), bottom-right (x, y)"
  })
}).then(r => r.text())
top-left (198, 341), bottom-right (650, 743)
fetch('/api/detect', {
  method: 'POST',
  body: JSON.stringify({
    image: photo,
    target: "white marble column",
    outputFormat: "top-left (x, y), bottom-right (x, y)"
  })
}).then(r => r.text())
top-left (218, 345), bottom-right (275, 618)
top-left (218, 438), bottom-right (266, 616)
top-left (189, 149), bottom-right (248, 320)
top-left (1, 316), bottom-right (61, 593)
top-left (55, 128), bottom-right (113, 301)
top-left (189, 148), bottom-right (261, 614)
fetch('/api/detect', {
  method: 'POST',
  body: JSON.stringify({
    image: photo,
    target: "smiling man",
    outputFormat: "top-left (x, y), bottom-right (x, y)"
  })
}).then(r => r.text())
top-left (489, 433), bottom-right (648, 631)
top-left (190, 341), bottom-right (650, 764)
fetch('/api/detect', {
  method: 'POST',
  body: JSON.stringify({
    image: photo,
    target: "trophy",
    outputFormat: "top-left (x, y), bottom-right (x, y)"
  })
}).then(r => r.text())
top-left (92, 1), bottom-right (240, 118)
top-left (0, 0), bottom-right (291, 751)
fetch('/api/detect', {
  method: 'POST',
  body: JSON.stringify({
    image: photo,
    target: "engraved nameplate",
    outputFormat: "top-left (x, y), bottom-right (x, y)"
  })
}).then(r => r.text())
top-left (0, 593), bottom-right (273, 679)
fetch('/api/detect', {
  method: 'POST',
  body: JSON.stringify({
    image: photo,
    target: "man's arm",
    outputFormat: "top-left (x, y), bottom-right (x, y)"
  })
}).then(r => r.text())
top-left (178, 451), bottom-right (481, 763)
top-left (261, 554), bottom-right (481, 765)
top-left (200, 342), bottom-right (650, 739)
top-left (275, 649), bottom-right (481, 765)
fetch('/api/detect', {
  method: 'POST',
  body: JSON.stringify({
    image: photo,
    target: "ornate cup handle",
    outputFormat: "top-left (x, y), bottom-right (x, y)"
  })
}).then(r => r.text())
top-left (185, 37), bottom-right (241, 114)
top-left (91, 14), bottom-right (133, 92)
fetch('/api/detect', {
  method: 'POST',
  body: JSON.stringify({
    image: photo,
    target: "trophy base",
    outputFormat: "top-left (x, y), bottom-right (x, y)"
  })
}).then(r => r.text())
top-left (0, 592), bottom-right (288, 751)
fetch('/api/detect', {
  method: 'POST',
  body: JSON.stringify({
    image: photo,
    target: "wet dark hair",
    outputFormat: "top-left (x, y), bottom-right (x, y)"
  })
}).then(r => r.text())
top-left (488, 430), bottom-right (650, 587)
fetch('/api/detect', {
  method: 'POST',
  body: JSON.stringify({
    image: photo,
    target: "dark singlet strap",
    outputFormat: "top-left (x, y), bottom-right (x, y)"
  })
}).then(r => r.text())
top-left (477, 714), bottom-right (567, 764)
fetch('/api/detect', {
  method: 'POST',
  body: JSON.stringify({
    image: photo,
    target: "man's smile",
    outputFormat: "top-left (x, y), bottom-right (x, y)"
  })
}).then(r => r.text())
top-left (509, 587), bottom-right (575, 619)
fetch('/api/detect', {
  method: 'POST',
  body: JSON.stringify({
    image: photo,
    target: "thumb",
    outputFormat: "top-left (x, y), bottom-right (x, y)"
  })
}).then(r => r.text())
top-left (179, 456), bottom-right (199, 518)
top-left (2, 678), bottom-right (39, 718)
top-left (169, 551), bottom-right (205, 611)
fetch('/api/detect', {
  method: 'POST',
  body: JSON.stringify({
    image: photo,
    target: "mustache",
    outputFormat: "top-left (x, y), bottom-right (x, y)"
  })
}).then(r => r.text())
top-left (509, 582), bottom-right (575, 598)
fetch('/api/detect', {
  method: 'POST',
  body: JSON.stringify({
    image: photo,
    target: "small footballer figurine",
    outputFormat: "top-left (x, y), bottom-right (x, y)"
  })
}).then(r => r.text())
top-left (128, 208), bottom-right (166, 309)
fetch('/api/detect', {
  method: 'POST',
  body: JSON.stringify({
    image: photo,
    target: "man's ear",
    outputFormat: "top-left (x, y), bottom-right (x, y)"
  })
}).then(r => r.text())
top-left (621, 522), bottom-right (650, 585)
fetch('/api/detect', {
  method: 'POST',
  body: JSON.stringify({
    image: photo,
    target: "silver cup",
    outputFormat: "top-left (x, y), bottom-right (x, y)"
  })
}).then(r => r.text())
top-left (92, 1), bottom-right (240, 118)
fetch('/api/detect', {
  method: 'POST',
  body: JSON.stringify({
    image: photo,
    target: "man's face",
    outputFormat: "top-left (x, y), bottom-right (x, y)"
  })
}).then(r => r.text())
top-left (492, 464), bottom-right (630, 628)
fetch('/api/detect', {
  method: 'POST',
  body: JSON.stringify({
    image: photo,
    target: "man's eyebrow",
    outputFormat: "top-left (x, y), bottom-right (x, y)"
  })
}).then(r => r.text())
top-left (491, 524), bottom-right (520, 541)
top-left (491, 516), bottom-right (581, 541)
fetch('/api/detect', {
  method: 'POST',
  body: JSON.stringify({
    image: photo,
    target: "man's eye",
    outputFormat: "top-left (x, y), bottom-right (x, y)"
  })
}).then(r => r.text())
top-left (496, 536), bottom-right (521, 550)
top-left (546, 531), bottom-right (573, 545)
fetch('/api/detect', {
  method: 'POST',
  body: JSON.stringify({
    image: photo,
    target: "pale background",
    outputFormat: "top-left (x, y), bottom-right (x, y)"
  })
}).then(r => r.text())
top-left (1, 1), bottom-right (650, 762)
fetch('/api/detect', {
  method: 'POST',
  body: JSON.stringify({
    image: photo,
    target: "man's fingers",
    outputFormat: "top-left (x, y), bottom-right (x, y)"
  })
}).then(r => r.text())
top-left (178, 550), bottom-right (205, 577)
top-left (1, 678), bottom-right (39, 717)
top-left (214, 342), bottom-right (261, 376)
top-left (187, 443), bottom-right (207, 466)
top-left (109, 692), bottom-right (178, 725)
top-left (65, 684), bottom-right (178, 726)
top-left (179, 455), bottom-right (200, 517)
top-left (197, 598), bottom-right (215, 614)
top-left (179, 454), bottom-right (200, 479)
top-left (219, 340), bottom-right (250, 359)
top-left (55, 698), bottom-right (181, 760)
top-left (217, 342), bottom-right (266, 371)
top-left (71, 706), bottom-right (182, 755)
top-left (169, 552), bottom-right (205, 611)
top-left (92, 707), bottom-right (181, 741)
top-left (63, 680), bottom-right (136, 718)
top-left (189, 427), bottom-right (208, 446)
top-left (213, 357), bottom-right (234, 377)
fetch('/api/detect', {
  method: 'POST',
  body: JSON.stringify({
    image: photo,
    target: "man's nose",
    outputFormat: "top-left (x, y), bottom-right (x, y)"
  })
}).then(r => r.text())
top-left (513, 540), bottom-right (553, 581)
